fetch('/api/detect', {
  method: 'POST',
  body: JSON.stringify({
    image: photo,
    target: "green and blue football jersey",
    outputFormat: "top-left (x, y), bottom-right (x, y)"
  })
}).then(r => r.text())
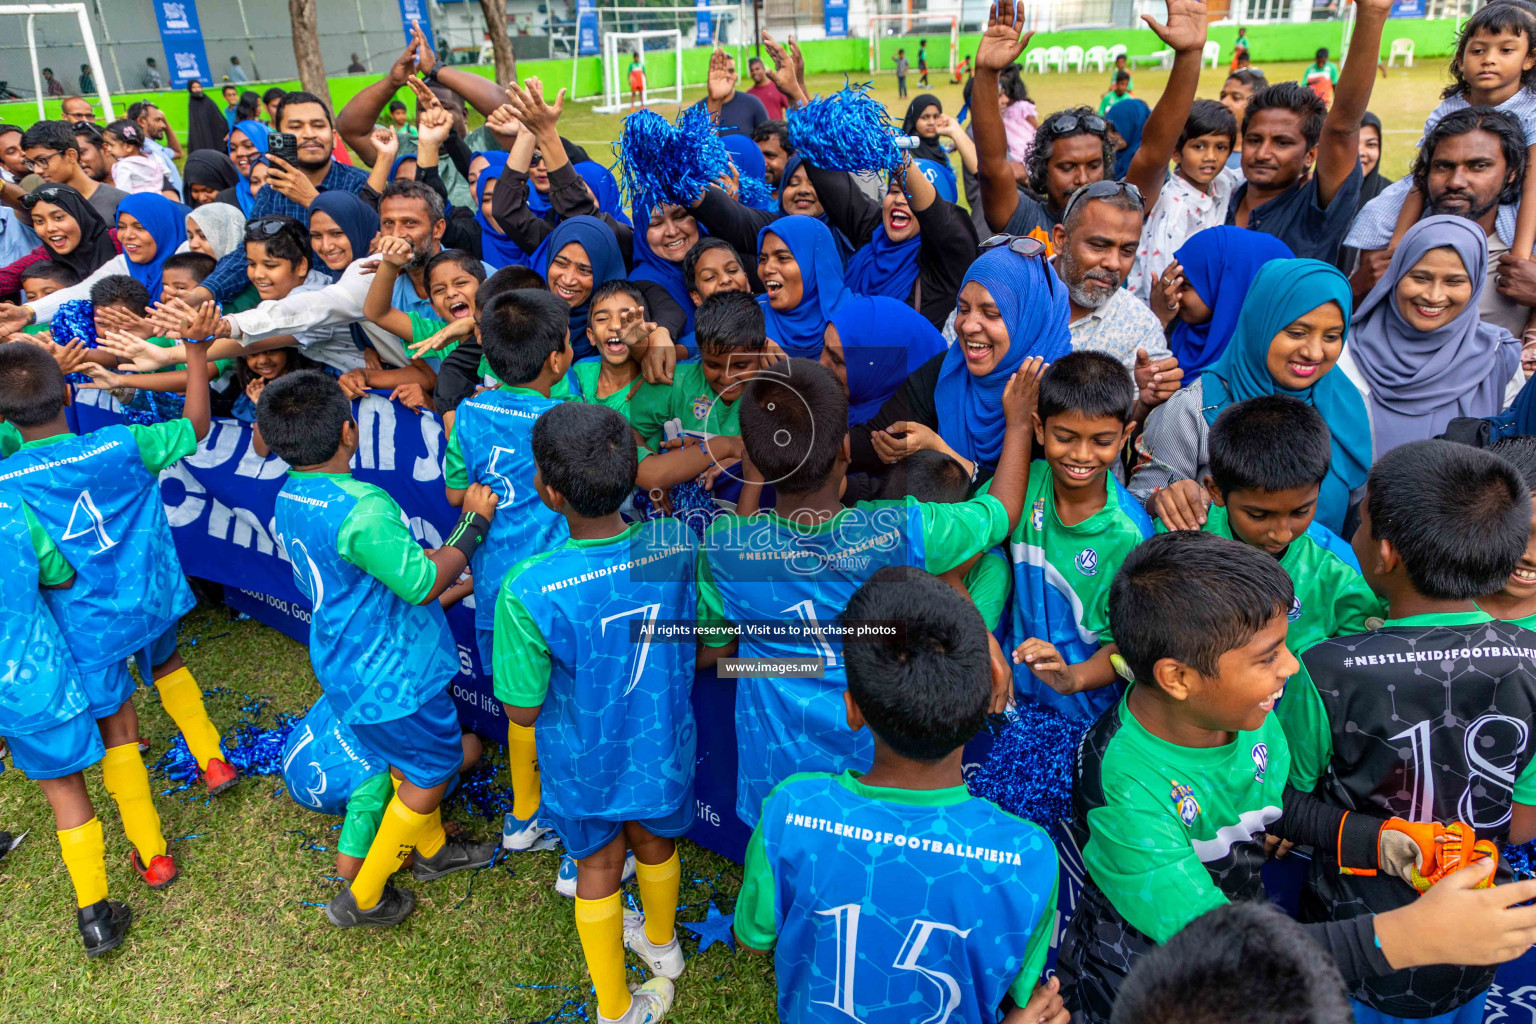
top-left (281, 694), bottom-right (390, 817)
top-left (1008, 461), bottom-right (1153, 723)
top-left (0, 422), bottom-right (196, 670)
top-left (272, 471), bottom-right (459, 726)
top-left (446, 386), bottom-right (571, 664)
top-left (494, 519), bottom-right (699, 820)
top-left (0, 495), bottom-right (88, 736)
top-left (698, 495), bottom-right (1011, 826)
top-left (736, 771), bottom-right (1059, 1024)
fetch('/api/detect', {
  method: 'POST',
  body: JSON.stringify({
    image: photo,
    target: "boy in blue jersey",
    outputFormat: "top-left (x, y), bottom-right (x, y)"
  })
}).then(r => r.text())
top-left (444, 287), bottom-right (572, 856)
top-left (698, 358), bottom-right (1038, 827)
top-left (1159, 395), bottom-right (1382, 654)
top-left (0, 488), bottom-right (130, 957)
top-left (0, 324), bottom-right (219, 893)
top-left (735, 567), bottom-right (1067, 1024)
top-left (1008, 351), bottom-right (1152, 724)
top-left (495, 402), bottom-right (701, 1024)
top-left (281, 695), bottom-right (484, 882)
top-left (259, 370), bottom-right (502, 928)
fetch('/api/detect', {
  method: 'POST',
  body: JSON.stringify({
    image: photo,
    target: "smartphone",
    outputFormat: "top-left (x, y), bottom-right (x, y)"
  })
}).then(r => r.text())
top-left (267, 132), bottom-right (299, 165)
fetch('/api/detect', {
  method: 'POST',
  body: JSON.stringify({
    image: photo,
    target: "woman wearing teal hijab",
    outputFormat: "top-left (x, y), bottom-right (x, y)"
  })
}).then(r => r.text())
top-left (1129, 258), bottom-right (1371, 535)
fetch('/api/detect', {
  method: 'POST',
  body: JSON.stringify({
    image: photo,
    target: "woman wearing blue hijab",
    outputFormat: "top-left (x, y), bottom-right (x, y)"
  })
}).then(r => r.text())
top-left (1106, 97), bottom-right (1150, 179)
top-left (307, 191), bottom-right (379, 282)
top-left (225, 119), bottom-right (269, 216)
top-left (541, 215), bottom-right (628, 359)
top-left (1164, 226), bottom-right (1293, 375)
top-left (573, 160), bottom-right (631, 225)
top-left (118, 193), bottom-right (189, 303)
top-left (756, 216), bottom-right (851, 358)
top-left (474, 151), bottom-right (532, 268)
top-left (848, 242), bottom-right (1069, 480)
top-left (631, 202), bottom-right (708, 335)
top-left (1131, 258), bottom-right (1371, 534)
top-left (824, 295), bottom-right (946, 422)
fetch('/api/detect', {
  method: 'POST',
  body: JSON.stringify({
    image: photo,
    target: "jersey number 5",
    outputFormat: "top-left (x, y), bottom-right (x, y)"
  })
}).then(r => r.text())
top-left (483, 446), bottom-right (519, 505)
top-left (814, 903), bottom-right (973, 1024)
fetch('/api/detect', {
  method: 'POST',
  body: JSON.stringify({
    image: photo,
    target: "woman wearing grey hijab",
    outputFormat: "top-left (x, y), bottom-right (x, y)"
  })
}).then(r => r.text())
top-left (1336, 214), bottom-right (1521, 456)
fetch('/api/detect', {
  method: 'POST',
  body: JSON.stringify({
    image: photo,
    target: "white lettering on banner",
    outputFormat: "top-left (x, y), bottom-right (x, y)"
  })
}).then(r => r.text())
top-left (236, 439), bottom-right (288, 480)
top-left (158, 461), bottom-right (207, 527)
top-left (414, 414), bottom-right (444, 483)
top-left (207, 498), bottom-right (277, 554)
top-left (356, 395), bottom-right (396, 472)
top-left (186, 419), bottom-right (242, 469)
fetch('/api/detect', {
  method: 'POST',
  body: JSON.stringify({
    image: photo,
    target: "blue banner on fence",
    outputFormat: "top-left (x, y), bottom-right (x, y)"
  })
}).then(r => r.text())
top-left (695, 0), bottom-right (714, 47)
top-left (577, 0), bottom-right (600, 57)
top-left (151, 0), bottom-right (213, 88)
top-left (824, 0), bottom-right (850, 39)
top-left (398, 0), bottom-right (435, 46)
top-left (1389, 0), bottom-right (1425, 16)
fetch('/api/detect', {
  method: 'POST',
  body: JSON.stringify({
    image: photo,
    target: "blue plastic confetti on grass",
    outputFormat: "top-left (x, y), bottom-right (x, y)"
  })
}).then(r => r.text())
top-left (681, 901), bottom-right (736, 954)
top-left (787, 82), bottom-right (904, 175)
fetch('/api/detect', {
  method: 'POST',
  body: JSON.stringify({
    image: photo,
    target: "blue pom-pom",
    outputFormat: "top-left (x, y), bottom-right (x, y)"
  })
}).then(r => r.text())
top-left (52, 299), bottom-right (98, 348)
top-left (617, 105), bottom-right (730, 215)
top-left (966, 703), bottom-right (1088, 829)
top-left (737, 173), bottom-right (776, 211)
top-left (787, 83), bottom-right (904, 174)
top-left (1506, 840), bottom-right (1536, 879)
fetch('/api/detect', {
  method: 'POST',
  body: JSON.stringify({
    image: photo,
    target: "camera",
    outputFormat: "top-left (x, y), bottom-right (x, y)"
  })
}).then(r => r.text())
top-left (267, 132), bottom-right (299, 165)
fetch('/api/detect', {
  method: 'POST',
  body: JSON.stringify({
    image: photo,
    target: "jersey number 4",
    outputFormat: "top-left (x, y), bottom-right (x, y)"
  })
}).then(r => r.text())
top-left (62, 489), bottom-right (116, 553)
top-left (815, 903), bottom-right (973, 1024)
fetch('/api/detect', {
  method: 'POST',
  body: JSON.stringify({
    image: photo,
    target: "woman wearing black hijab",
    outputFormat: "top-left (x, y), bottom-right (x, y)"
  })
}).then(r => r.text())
top-left (1355, 111), bottom-right (1392, 213)
top-left (182, 151), bottom-right (241, 207)
top-left (186, 80), bottom-right (231, 154)
top-left (0, 183), bottom-right (120, 297)
top-left (902, 94), bottom-right (950, 165)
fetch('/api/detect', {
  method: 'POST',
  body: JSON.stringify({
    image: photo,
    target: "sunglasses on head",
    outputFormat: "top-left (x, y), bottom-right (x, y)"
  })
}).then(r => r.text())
top-left (1042, 112), bottom-right (1107, 137)
top-left (244, 216), bottom-right (290, 240)
top-left (19, 185), bottom-right (75, 210)
top-left (979, 234), bottom-right (1047, 258)
top-left (1060, 179), bottom-right (1144, 225)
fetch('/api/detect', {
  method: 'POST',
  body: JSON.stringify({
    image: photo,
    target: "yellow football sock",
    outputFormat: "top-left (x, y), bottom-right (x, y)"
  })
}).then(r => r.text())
top-left (101, 743), bottom-right (167, 861)
top-left (57, 818), bottom-right (108, 908)
top-left (635, 851), bottom-right (681, 946)
top-left (416, 806), bottom-right (445, 859)
top-left (574, 892), bottom-right (630, 1020)
top-left (508, 721), bottom-right (541, 820)
top-left (351, 797), bottom-right (430, 910)
top-left (153, 667), bottom-right (224, 771)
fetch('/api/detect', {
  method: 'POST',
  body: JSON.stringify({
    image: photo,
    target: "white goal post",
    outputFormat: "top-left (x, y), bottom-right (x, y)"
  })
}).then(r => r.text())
top-left (0, 3), bottom-right (114, 120)
top-left (867, 13), bottom-right (959, 79)
top-left (592, 29), bottom-right (683, 113)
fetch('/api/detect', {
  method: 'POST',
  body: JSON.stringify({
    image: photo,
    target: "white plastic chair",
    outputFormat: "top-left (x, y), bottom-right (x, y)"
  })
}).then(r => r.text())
top-left (1084, 45), bottom-right (1109, 71)
top-left (1045, 46), bottom-right (1067, 72)
top-left (1107, 43), bottom-right (1128, 63)
top-left (1062, 45), bottom-right (1086, 72)
top-left (1025, 48), bottom-right (1048, 74)
top-left (1388, 37), bottom-right (1414, 67)
top-left (1201, 40), bottom-right (1220, 69)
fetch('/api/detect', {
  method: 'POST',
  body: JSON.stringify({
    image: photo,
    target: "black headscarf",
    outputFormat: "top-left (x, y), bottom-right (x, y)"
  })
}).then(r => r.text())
top-left (182, 150), bottom-right (240, 205)
top-left (187, 86), bottom-right (230, 153)
top-left (1357, 111), bottom-right (1393, 213)
top-left (902, 94), bottom-right (948, 165)
top-left (21, 183), bottom-right (118, 281)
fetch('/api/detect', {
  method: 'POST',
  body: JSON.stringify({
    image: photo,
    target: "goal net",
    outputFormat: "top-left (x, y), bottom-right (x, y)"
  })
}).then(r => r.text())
top-left (0, 2), bottom-right (114, 120)
top-left (593, 29), bottom-right (684, 113)
top-left (867, 13), bottom-right (960, 79)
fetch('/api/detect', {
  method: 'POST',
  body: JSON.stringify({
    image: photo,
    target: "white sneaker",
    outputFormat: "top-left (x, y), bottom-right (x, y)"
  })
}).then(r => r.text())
top-left (623, 910), bottom-right (686, 980)
top-left (599, 978), bottom-right (674, 1024)
top-left (501, 812), bottom-right (556, 852)
top-left (554, 852), bottom-right (636, 898)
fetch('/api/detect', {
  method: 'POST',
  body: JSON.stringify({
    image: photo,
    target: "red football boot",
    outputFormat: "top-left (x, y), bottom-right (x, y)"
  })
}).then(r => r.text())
top-left (130, 849), bottom-right (179, 890)
top-left (203, 757), bottom-right (238, 796)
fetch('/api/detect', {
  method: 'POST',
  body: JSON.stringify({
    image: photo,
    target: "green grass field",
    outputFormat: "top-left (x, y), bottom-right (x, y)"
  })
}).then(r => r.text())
top-left (0, 57), bottom-right (1452, 1024)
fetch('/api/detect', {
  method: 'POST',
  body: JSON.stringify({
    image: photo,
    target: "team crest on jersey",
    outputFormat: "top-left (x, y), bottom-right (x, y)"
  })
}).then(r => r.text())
top-left (1030, 498), bottom-right (1045, 532)
top-left (1251, 743), bottom-right (1268, 783)
top-left (692, 394), bottom-right (713, 422)
top-left (1075, 548), bottom-right (1099, 576)
top-left (1171, 780), bottom-right (1200, 826)
top-left (1287, 596), bottom-right (1302, 622)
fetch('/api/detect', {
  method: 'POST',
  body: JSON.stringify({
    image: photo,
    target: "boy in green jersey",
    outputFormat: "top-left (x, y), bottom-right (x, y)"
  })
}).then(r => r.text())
top-left (1479, 436), bottom-right (1536, 629)
top-left (1279, 440), bottom-right (1536, 1023)
top-left (1159, 395), bottom-right (1383, 653)
top-left (1057, 530), bottom-right (1536, 1023)
top-left (572, 281), bottom-right (649, 415)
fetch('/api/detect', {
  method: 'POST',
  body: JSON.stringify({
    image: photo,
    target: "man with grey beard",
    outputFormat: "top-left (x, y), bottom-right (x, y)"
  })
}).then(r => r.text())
top-left (1049, 181), bottom-right (1178, 414)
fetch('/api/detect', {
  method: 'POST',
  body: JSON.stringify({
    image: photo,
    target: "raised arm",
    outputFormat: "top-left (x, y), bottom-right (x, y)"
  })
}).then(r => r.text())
top-left (411, 22), bottom-right (517, 117)
top-left (973, 2), bottom-right (1035, 233)
top-left (337, 40), bottom-right (422, 168)
top-left (1123, 0), bottom-right (1208, 209)
top-left (506, 77), bottom-right (571, 177)
top-left (1316, 0), bottom-right (1390, 204)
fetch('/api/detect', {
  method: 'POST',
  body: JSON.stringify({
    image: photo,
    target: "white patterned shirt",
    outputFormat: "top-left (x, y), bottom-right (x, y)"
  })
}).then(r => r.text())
top-left (1127, 167), bottom-right (1242, 305)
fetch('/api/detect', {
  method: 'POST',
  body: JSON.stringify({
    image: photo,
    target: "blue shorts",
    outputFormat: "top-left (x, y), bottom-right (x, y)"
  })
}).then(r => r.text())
top-left (3, 710), bottom-right (106, 780)
top-left (1350, 991), bottom-right (1487, 1024)
top-left (81, 660), bottom-right (136, 719)
top-left (545, 794), bottom-right (696, 860)
top-left (132, 623), bottom-right (181, 681)
top-left (347, 689), bottom-right (463, 789)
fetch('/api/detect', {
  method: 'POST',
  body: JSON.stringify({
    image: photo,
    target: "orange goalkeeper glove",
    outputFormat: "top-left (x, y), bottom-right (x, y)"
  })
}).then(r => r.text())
top-left (1347, 817), bottom-right (1498, 891)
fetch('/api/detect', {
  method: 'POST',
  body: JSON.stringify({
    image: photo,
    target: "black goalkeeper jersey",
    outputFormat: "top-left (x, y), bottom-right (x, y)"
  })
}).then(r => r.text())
top-left (1279, 610), bottom-right (1536, 1018)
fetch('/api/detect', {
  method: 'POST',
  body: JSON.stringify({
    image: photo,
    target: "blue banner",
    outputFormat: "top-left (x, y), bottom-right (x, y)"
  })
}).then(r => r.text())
top-left (398, 0), bottom-right (436, 46)
top-left (824, 0), bottom-right (849, 39)
top-left (695, 0), bottom-right (714, 47)
top-left (151, 0), bottom-right (213, 88)
top-left (577, 0), bottom-right (600, 57)
top-left (1389, 0), bottom-right (1425, 15)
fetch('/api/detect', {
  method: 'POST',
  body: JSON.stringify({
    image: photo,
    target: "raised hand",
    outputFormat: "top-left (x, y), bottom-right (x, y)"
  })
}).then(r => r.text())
top-left (507, 77), bottom-right (566, 137)
top-left (976, 1), bottom-right (1034, 73)
top-left (1133, 348), bottom-right (1182, 409)
top-left (387, 37), bottom-right (421, 88)
top-left (1143, 0), bottom-right (1208, 54)
top-left (1002, 356), bottom-right (1047, 426)
top-left (49, 338), bottom-right (90, 375)
top-left (706, 48), bottom-right (736, 106)
top-left (371, 125), bottom-right (401, 161)
top-left (409, 314), bottom-right (476, 357)
top-left (761, 32), bottom-right (808, 106)
top-left (374, 234), bottom-right (416, 269)
top-left (264, 153), bottom-right (320, 207)
top-left (77, 362), bottom-right (125, 390)
top-left (484, 103), bottom-right (522, 144)
top-left (245, 377), bottom-right (265, 405)
top-left (405, 75), bottom-right (442, 112)
top-left (95, 304), bottom-right (153, 339)
top-left (417, 105), bottom-right (454, 146)
top-left (96, 329), bottom-right (177, 372)
top-left (409, 20), bottom-right (437, 78)
top-left (618, 306), bottom-right (659, 348)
